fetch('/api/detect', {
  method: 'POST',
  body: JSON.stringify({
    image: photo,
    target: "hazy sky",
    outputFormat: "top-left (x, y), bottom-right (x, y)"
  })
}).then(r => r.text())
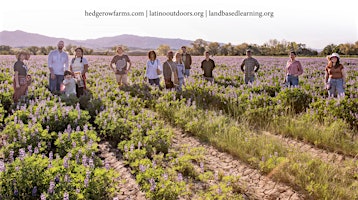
top-left (1, 0), bottom-right (357, 49)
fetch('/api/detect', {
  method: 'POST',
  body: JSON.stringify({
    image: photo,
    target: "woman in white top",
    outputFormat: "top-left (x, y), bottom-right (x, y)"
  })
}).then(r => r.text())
top-left (174, 52), bottom-right (185, 91)
top-left (70, 47), bottom-right (89, 97)
top-left (145, 50), bottom-right (162, 87)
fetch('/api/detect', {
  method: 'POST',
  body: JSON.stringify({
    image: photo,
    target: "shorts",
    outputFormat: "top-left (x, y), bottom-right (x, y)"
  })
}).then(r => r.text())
top-left (115, 74), bottom-right (128, 85)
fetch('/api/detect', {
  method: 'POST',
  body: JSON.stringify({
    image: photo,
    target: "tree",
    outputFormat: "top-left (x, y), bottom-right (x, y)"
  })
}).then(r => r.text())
top-left (191, 39), bottom-right (207, 55)
top-left (157, 44), bottom-right (171, 56)
top-left (27, 46), bottom-right (39, 55)
top-left (207, 42), bottom-right (220, 56)
top-left (0, 45), bottom-right (12, 55)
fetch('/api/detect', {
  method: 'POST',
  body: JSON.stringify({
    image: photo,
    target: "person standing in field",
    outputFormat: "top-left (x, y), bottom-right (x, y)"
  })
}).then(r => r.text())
top-left (174, 52), bottom-right (185, 91)
top-left (201, 51), bottom-right (216, 83)
top-left (181, 46), bottom-right (192, 77)
top-left (48, 41), bottom-right (69, 93)
top-left (284, 51), bottom-right (303, 87)
top-left (62, 70), bottom-right (77, 97)
top-left (325, 53), bottom-right (346, 97)
top-left (70, 47), bottom-right (89, 97)
top-left (240, 49), bottom-right (260, 84)
top-left (110, 46), bottom-right (132, 87)
top-left (163, 51), bottom-right (179, 89)
top-left (13, 51), bottom-right (32, 103)
top-left (145, 50), bottom-right (162, 87)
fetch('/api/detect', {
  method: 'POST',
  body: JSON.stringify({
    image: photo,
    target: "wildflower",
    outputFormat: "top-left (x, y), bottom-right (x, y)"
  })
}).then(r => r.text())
top-left (40, 193), bottom-right (46, 200)
top-left (0, 160), bottom-right (5, 172)
top-left (48, 181), bottom-right (55, 194)
top-left (63, 192), bottom-right (69, 200)
top-left (19, 148), bottom-right (26, 161)
top-left (32, 186), bottom-right (37, 196)
top-left (149, 178), bottom-right (156, 191)
top-left (177, 173), bottom-right (183, 182)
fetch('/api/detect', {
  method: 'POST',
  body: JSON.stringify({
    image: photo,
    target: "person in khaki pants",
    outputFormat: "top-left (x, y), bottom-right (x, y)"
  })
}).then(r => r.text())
top-left (110, 46), bottom-right (132, 86)
top-left (181, 46), bottom-right (192, 77)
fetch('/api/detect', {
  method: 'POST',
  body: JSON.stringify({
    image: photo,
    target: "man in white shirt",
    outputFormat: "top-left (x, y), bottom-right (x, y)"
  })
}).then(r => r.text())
top-left (47, 41), bottom-right (69, 93)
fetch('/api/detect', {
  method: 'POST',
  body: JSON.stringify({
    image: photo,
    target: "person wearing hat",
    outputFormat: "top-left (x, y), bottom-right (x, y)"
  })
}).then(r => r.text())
top-left (325, 53), bottom-right (346, 97)
top-left (284, 51), bottom-right (303, 87)
top-left (48, 41), bottom-right (69, 93)
top-left (240, 49), bottom-right (260, 84)
top-left (13, 51), bottom-right (32, 103)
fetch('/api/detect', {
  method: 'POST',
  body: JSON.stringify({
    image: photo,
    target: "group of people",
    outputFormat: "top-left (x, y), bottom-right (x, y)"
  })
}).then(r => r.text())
top-left (12, 41), bottom-right (347, 103)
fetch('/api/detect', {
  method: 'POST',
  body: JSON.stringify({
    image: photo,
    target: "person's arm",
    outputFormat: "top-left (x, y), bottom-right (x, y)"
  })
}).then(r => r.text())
top-left (65, 54), bottom-right (69, 71)
top-left (240, 60), bottom-right (245, 72)
top-left (145, 61), bottom-right (150, 78)
top-left (126, 56), bottom-right (132, 71)
top-left (48, 52), bottom-right (55, 77)
top-left (63, 79), bottom-right (69, 85)
top-left (14, 71), bottom-right (20, 88)
top-left (212, 60), bottom-right (216, 69)
top-left (254, 60), bottom-right (260, 72)
top-left (201, 60), bottom-right (204, 70)
top-left (189, 54), bottom-right (192, 66)
top-left (163, 62), bottom-right (170, 80)
top-left (297, 61), bottom-right (303, 76)
top-left (83, 58), bottom-right (89, 74)
top-left (325, 67), bottom-right (329, 84)
top-left (110, 56), bottom-right (116, 72)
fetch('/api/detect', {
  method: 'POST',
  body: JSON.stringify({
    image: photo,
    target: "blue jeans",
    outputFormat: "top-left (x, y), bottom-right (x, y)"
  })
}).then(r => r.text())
top-left (148, 78), bottom-right (160, 87)
top-left (184, 69), bottom-right (190, 77)
top-left (327, 78), bottom-right (344, 97)
top-left (244, 75), bottom-right (255, 84)
top-left (286, 75), bottom-right (299, 87)
top-left (49, 74), bottom-right (64, 92)
top-left (177, 77), bottom-right (185, 91)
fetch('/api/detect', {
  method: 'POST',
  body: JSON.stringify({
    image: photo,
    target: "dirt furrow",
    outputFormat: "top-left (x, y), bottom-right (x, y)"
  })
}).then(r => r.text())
top-left (98, 141), bottom-right (146, 200)
top-left (172, 129), bottom-right (305, 200)
top-left (261, 131), bottom-right (357, 165)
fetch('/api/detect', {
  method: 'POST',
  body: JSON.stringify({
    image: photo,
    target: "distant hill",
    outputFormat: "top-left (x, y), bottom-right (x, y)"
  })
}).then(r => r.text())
top-left (0, 30), bottom-right (192, 50)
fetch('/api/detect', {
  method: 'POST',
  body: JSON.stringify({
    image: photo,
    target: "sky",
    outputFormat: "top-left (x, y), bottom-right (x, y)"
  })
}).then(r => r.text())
top-left (0, 0), bottom-right (357, 49)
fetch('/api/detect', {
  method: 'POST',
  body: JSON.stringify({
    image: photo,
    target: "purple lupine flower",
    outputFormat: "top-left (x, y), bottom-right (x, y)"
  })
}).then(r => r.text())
top-left (0, 160), bottom-right (5, 172)
top-left (32, 186), bottom-right (37, 196)
top-left (55, 176), bottom-right (60, 184)
top-left (63, 157), bottom-right (69, 169)
top-left (64, 174), bottom-right (70, 182)
top-left (48, 181), bottom-right (55, 194)
top-left (152, 160), bottom-right (156, 168)
top-left (177, 173), bottom-right (183, 182)
top-left (217, 187), bottom-right (222, 194)
top-left (34, 147), bottom-right (39, 154)
top-left (163, 173), bottom-right (168, 180)
top-left (130, 144), bottom-right (134, 152)
top-left (19, 148), bottom-right (26, 161)
top-left (40, 193), bottom-right (46, 200)
top-left (138, 141), bottom-right (142, 149)
top-left (76, 188), bottom-right (80, 193)
top-left (48, 162), bottom-right (52, 169)
top-left (15, 166), bottom-right (20, 171)
top-left (89, 158), bottom-right (94, 168)
top-left (124, 145), bottom-right (128, 152)
top-left (139, 164), bottom-right (146, 172)
top-left (200, 162), bottom-right (204, 172)
top-left (105, 162), bottom-right (110, 170)
top-left (72, 141), bottom-right (76, 148)
top-left (63, 192), bottom-right (69, 200)
top-left (49, 151), bottom-right (53, 161)
top-left (28, 145), bottom-right (33, 155)
top-left (82, 155), bottom-right (88, 167)
top-left (84, 177), bottom-right (89, 187)
top-left (9, 150), bottom-right (14, 162)
top-left (14, 189), bottom-right (18, 196)
top-left (149, 178), bottom-right (156, 191)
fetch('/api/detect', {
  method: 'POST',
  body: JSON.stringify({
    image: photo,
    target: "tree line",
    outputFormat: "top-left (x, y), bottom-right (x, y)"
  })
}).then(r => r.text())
top-left (1, 39), bottom-right (358, 56)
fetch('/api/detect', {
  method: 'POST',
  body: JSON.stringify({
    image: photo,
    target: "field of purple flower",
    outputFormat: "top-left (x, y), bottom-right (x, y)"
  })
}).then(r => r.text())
top-left (1, 55), bottom-right (358, 199)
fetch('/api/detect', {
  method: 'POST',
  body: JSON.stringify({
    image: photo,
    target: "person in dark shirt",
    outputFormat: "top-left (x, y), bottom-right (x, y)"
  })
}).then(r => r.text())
top-left (13, 51), bottom-right (32, 103)
top-left (201, 51), bottom-right (215, 82)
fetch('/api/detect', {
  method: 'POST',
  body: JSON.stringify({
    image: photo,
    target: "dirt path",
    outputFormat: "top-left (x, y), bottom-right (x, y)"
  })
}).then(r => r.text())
top-left (98, 141), bottom-right (146, 200)
top-left (172, 129), bottom-right (305, 200)
top-left (261, 131), bottom-right (357, 165)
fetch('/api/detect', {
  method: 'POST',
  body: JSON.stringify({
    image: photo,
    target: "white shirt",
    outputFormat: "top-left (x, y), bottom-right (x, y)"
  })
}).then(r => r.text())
top-left (48, 50), bottom-right (69, 75)
top-left (71, 57), bottom-right (88, 74)
top-left (63, 78), bottom-right (76, 96)
top-left (146, 59), bottom-right (162, 79)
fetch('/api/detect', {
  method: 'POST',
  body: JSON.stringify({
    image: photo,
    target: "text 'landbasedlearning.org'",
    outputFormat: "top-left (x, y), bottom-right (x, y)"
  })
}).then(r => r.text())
top-left (84, 10), bottom-right (275, 18)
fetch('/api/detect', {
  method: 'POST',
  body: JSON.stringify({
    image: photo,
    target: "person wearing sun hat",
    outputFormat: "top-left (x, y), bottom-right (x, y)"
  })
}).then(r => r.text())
top-left (324, 52), bottom-right (346, 97)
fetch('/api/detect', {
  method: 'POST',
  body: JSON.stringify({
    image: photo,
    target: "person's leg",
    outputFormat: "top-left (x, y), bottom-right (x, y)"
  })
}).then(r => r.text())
top-left (49, 73), bottom-right (56, 92)
top-left (76, 84), bottom-right (84, 97)
top-left (148, 79), bottom-right (155, 85)
top-left (244, 75), bottom-right (249, 84)
top-left (122, 74), bottom-right (128, 86)
top-left (55, 75), bottom-right (64, 92)
top-left (291, 76), bottom-right (299, 87)
top-left (328, 79), bottom-right (336, 97)
top-left (185, 69), bottom-right (190, 77)
top-left (336, 79), bottom-right (345, 97)
top-left (115, 74), bottom-right (121, 86)
top-left (154, 78), bottom-right (160, 87)
top-left (249, 76), bottom-right (255, 84)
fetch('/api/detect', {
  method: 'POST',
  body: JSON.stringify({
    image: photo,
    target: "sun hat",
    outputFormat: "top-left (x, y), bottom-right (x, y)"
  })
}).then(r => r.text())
top-left (329, 53), bottom-right (340, 59)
